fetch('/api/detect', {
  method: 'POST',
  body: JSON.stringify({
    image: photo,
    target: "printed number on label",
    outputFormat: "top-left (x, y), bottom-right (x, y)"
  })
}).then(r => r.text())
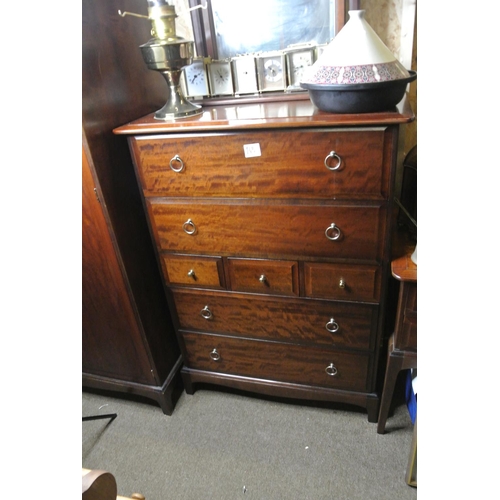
top-left (243, 143), bottom-right (262, 158)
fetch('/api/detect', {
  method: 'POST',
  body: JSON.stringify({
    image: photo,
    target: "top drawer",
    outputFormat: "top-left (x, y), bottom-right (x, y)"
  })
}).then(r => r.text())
top-left (129, 128), bottom-right (390, 200)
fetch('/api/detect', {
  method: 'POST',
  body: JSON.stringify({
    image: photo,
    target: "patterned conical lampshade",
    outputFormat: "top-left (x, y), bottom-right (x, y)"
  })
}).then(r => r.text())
top-left (300, 10), bottom-right (416, 113)
top-left (302, 10), bottom-right (410, 85)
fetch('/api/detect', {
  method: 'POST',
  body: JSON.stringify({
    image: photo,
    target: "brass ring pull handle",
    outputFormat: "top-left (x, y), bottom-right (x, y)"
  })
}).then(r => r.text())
top-left (210, 348), bottom-right (220, 361)
top-left (324, 151), bottom-right (342, 171)
top-left (325, 363), bottom-right (338, 377)
top-left (339, 279), bottom-right (346, 289)
top-left (325, 318), bottom-right (340, 333)
top-left (325, 223), bottom-right (342, 241)
top-left (183, 219), bottom-right (197, 235)
top-left (259, 275), bottom-right (267, 284)
top-left (201, 305), bottom-right (213, 320)
top-left (169, 155), bottom-right (185, 172)
top-left (187, 269), bottom-right (196, 279)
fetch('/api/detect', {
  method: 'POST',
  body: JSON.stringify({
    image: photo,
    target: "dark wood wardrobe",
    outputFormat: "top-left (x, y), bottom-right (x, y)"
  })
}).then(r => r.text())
top-left (82, 0), bottom-right (182, 414)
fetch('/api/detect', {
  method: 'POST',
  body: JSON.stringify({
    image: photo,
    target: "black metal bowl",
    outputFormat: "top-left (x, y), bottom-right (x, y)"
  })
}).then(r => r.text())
top-left (300, 70), bottom-right (416, 113)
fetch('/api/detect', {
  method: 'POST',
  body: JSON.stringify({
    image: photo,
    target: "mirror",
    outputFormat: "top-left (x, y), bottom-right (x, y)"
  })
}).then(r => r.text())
top-left (189, 0), bottom-right (347, 59)
top-left (211, 0), bottom-right (336, 58)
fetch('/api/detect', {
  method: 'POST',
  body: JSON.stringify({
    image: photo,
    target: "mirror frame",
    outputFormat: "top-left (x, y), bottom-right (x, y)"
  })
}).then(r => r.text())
top-left (186, 0), bottom-right (349, 104)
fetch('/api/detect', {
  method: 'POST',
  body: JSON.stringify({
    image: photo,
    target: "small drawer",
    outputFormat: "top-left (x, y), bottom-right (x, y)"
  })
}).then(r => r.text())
top-left (162, 255), bottom-right (224, 289)
top-left (304, 263), bottom-right (380, 302)
top-left (171, 288), bottom-right (376, 349)
top-left (227, 258), bottom-right (299, 296)
top-left (182, 331), bottom-right (371, 392)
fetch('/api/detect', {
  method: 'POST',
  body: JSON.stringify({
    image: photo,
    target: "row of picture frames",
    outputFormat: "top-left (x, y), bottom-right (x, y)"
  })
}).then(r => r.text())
top-left (181, 43), bottom-right (326, 99)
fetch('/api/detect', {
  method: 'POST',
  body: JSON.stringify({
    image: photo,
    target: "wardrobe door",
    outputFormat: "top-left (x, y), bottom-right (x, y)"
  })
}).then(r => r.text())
top-left (82, 146), bottom-right (155, 385)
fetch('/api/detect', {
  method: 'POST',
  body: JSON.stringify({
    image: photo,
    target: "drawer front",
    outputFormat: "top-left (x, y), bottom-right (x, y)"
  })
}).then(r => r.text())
top-left (172, 289), bottom-right (376, 349)
top-left (130, 128), bottom-right (388, 199)
top-left (227, 258), bottom-right (299, 296)
top-left (304, 263), bottom-right (380, 302)
top-left (149, 200), bottom-right (384, 260)
top-left (162, 255), bottom-right (224, 289)
top-left (182, 331), bottom-right (371, 392)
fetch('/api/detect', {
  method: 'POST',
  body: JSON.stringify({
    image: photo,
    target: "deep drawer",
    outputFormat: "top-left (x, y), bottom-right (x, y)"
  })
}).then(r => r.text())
top-left (129, 128), bottom-right (389, 200)
top-left (182, 331), bottom-right (371, 392)
top-left (171, 288), bottom-right (377, 349)
top-left (148, 200), bottom-right (385, 261)
top-left (304, 262), bottom-right (381, 302)
top-left (227, 258), bottom-right (299, 296)
top-left (162, 254), bottom-right (224, 289)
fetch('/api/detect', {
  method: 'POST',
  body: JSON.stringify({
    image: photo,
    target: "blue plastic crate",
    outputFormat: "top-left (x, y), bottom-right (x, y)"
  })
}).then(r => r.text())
top-left (405, 369), bottom-right (417, 424)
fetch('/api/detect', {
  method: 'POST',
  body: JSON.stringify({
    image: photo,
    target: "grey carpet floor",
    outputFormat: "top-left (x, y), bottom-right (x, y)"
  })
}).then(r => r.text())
top-left (82, 388), bottom-right (417, 500)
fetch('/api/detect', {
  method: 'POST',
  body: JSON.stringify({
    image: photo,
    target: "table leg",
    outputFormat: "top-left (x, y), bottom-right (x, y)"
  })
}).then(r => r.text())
top-left (377, 335), bottom-right (403, 434)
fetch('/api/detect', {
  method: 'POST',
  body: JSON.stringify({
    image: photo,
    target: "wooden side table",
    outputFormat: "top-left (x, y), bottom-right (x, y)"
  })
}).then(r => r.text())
top-left (377, 250), bottom-right (417, 434)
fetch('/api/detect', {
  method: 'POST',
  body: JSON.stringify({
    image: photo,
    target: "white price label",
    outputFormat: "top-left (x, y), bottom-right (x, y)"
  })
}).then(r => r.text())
top-left (243, 143), bottom-right (262, 158)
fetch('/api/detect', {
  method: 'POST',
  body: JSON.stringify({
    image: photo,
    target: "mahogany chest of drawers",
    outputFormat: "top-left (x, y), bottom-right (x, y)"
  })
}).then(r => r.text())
top-left (114, 98), bottom-right (414, 421)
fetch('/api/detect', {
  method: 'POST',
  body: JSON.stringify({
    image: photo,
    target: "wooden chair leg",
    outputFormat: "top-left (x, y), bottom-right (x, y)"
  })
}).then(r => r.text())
top-left (377, 346), bottom-right (404, 434)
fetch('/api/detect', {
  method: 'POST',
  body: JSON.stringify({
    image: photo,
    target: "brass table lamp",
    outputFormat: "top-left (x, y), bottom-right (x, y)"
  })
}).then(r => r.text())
top-left (120, 0), bottom-right (203, 120)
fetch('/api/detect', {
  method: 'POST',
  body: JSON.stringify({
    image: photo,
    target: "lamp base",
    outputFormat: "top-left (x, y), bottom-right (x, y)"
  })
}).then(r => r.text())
top-left (154, 69), bottom-right (203, 120)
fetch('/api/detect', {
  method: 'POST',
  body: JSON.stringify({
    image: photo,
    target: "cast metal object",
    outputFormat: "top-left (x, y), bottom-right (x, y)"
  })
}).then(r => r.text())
top-left (182, 219), bottom-right (197, 235)
top-left (169, 154), bottom-right (185, 172)
top-left (201, 306), bottom-right (213, 320)
top-left (119, 0), bottom-right (203, 120)
top-left (324, 150), bottom-right (342, 170)
top-left (325, 363), bottom-right (338, 376)
top-left (325, 223), bottom-right (342, 241)
top-left (325, 318), bottom-right (339, 333)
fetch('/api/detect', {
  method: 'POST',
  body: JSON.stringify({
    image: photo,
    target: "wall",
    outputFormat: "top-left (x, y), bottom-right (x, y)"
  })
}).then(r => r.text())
top-left (363, 0), bottom-right (417, 156)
